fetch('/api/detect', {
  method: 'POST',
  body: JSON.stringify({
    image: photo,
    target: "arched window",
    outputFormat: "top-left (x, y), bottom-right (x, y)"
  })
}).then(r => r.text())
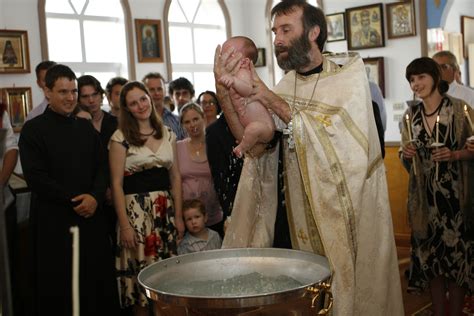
top-left (39, 0), bottom-right (134, 87)
top-left (266, 0), bottom-right (322, 85)
top-left (165, 0), bottom-right (230, 95)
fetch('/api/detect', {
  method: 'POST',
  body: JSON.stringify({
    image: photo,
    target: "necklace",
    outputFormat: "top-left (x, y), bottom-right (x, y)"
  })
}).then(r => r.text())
top-left (422, 98), bottom-right (443, 117)
top-left (140, 129), bottom-right (155, 136)
top-left (189, 139), bottom-right (205, 157)
top-left (283, 71), bottom-right (321, 150)
top-left (421, 98), bottom-right (446, 138)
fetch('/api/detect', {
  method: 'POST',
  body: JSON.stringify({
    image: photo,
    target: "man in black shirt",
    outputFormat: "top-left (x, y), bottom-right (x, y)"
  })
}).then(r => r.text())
top-left (19, 64), bottom-right (118, 315)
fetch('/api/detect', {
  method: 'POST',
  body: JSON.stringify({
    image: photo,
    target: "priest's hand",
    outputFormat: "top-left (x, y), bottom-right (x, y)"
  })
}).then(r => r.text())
top-left (246, 62), bottom-right (268, 105)
top-left (247, 62), bottom-right (291, 123)
top-left (72, 193), bottom-right (98, 218)
top-left (214, 45), bottom-right (241, 84)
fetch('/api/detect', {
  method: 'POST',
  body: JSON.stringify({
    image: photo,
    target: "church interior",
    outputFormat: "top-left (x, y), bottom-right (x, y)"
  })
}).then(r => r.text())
top-left (1, 0), bottom-right (474, 315)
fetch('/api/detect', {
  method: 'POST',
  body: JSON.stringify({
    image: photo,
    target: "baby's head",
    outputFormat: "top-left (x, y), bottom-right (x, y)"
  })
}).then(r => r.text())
top-left (222, 36), bottom-right (258, 66)
top-left (182, 199), bottom-right (208, 235)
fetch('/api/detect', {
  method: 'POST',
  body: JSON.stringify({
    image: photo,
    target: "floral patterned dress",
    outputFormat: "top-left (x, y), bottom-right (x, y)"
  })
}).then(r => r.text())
top-left (110, 128), bottom-right (178, 307)
top-left (407, 98), bottom-right (473, 293)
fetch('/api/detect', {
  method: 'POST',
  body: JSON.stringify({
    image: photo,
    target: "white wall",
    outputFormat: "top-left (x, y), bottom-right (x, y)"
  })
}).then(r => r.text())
top-left (225, 0), bottom-right (271, 85)
top-left (443, 0), bottom-right (472, 85)
top-left (130, 0), bottom-right (167, 82)
top-left (0, 0), bottom-right (46, 108)
top-left (0, 0), bottom-right (473, 143)
top-left (324, 0), bottom-right (423, 142)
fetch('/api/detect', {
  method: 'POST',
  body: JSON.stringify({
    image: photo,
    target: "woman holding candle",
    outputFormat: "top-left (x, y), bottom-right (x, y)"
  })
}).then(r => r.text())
top-left (109, 81), bottom-right (184, 315)
top-left (400, 57), bottom-right (474, 316)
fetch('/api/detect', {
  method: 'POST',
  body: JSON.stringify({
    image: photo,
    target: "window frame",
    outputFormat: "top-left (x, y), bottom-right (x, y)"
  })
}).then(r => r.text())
top-left (163, 0), bottom-right (231, 82)
top-left (38, 0), bottom-right (136, 80)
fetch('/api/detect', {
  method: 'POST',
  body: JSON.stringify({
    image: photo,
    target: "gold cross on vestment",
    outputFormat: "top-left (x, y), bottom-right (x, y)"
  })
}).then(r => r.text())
top-left (297, 229), bottom-right (308, 244)
top-left (316, 115), bottom-right (332, 127)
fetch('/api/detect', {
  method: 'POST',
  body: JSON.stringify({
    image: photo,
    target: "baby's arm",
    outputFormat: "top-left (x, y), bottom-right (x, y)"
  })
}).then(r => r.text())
top-left (219, 74), bottom-right (236, 89)
top-left (219, 69), bottom-right (253, 98)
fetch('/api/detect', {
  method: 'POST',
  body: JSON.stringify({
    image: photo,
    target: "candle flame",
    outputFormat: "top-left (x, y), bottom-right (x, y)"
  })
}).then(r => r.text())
top-left (436, 115), bottom-right (440, 123)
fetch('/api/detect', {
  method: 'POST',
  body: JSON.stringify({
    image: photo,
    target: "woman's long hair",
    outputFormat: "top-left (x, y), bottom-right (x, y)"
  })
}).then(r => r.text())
top-left (119, 81), bottom-right (163, 146)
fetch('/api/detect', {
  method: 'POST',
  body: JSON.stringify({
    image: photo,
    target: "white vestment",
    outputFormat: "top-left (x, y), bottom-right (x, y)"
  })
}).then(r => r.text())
top-left (223, 53), bottom-right (404, 315)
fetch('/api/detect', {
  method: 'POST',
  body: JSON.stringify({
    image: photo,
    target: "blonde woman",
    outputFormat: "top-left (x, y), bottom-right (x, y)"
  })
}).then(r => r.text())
top-left (109, 81), bottom-right (184, 315)
top-left (177, 103), bottom-right (224, 236)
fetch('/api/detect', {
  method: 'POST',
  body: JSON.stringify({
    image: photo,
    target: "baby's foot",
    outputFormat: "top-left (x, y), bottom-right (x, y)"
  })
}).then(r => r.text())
top-left (233, 146), bottom-right (243, 158)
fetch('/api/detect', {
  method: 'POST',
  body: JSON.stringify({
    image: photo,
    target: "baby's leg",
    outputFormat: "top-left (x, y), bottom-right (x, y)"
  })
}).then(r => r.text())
top-left (234, 121), bottom-right (274, 158)
top-left (233, 97), bottom-right (247, 118)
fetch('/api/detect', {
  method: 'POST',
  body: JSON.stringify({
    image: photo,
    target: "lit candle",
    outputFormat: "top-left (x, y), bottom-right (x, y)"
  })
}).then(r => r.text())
top-left (464, 104), bottom-right (474, 131)
top-left (436, 115), bottom-right (440, 144)
top-left (405, 114), bottom-right (412, 141)
top-left (70, 226), bottom-right (80, 316)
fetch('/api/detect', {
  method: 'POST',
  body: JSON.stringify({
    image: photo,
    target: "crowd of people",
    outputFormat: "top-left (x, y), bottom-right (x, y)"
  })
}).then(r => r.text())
top-left (2, 0), bottom-right (472, 315)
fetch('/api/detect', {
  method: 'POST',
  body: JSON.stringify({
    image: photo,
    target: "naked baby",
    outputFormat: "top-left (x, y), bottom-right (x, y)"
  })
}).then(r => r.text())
top-left (219, 36), bottom-right (275, 157)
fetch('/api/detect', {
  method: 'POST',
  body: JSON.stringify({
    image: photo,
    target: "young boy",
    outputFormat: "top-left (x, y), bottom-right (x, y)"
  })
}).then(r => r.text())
top-left (219, 36), bottom-right (275, 158)
top-left (178, 199), bottom-right (222, 255)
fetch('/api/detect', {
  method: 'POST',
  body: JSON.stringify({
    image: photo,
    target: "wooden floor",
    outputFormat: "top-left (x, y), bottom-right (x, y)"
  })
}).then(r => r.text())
top-left (397, 246), bottom-right (432, 316)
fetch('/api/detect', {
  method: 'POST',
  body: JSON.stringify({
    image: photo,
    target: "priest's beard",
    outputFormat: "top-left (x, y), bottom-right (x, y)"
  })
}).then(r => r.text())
top-left (275, 32), bottom-right (311, 72)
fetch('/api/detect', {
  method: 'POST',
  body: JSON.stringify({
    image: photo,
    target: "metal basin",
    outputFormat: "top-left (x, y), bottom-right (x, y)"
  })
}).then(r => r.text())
top-left (138, 248), bottom-right (331, 315)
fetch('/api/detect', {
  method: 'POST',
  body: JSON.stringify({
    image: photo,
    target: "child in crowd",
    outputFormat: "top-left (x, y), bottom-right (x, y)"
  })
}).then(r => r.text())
top-left (219, 36), bottom-right (275, 158)
top-left (178, 199), bottom-right (222, 255)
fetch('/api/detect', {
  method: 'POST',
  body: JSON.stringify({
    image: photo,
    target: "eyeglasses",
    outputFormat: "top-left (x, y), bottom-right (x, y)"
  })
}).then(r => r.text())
top-left (199, 101), bottom-right (216, 107)
top-left (439, 63), bottom-right (453, 71)
top-left (79, 92), bottom-right (101, 100)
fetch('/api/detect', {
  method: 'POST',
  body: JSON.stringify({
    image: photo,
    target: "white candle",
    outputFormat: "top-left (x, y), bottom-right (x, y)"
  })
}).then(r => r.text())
top-left (435, 115), bottom-right (440, 181)
top-left (436, 115), bottom-right (440, 144)
top-left (464, 104), bottom-right (474, 131)
top-left (405, 113), bottom-right (417, 175)
top-left (70, 226), bottom-right (80, 316)
top-left (405, 114), bottom-right (412, 141)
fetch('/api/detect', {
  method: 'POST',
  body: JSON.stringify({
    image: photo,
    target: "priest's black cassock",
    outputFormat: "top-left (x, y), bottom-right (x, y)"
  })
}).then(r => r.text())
top-left (19, 108), bottom-right (119, 315)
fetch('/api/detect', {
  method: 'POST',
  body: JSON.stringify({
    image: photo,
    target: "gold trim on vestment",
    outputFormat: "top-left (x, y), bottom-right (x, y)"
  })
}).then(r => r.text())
top-left (281, 158), bottom-right (300, 249)
top-left (283, 142), bottom-right (325, 256)
top-left (280, 95), bottom-right (369, 157)
top-left (294, 108), bottom-right (357, 264)
top-left (338, 109), bottom-right (369, 156)
top-left (367, 155), bottom-right (383, 178)
top-left (272, 53), bottom-right (404, 315)
top-left (282, 95), bottom-right (364, 263)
